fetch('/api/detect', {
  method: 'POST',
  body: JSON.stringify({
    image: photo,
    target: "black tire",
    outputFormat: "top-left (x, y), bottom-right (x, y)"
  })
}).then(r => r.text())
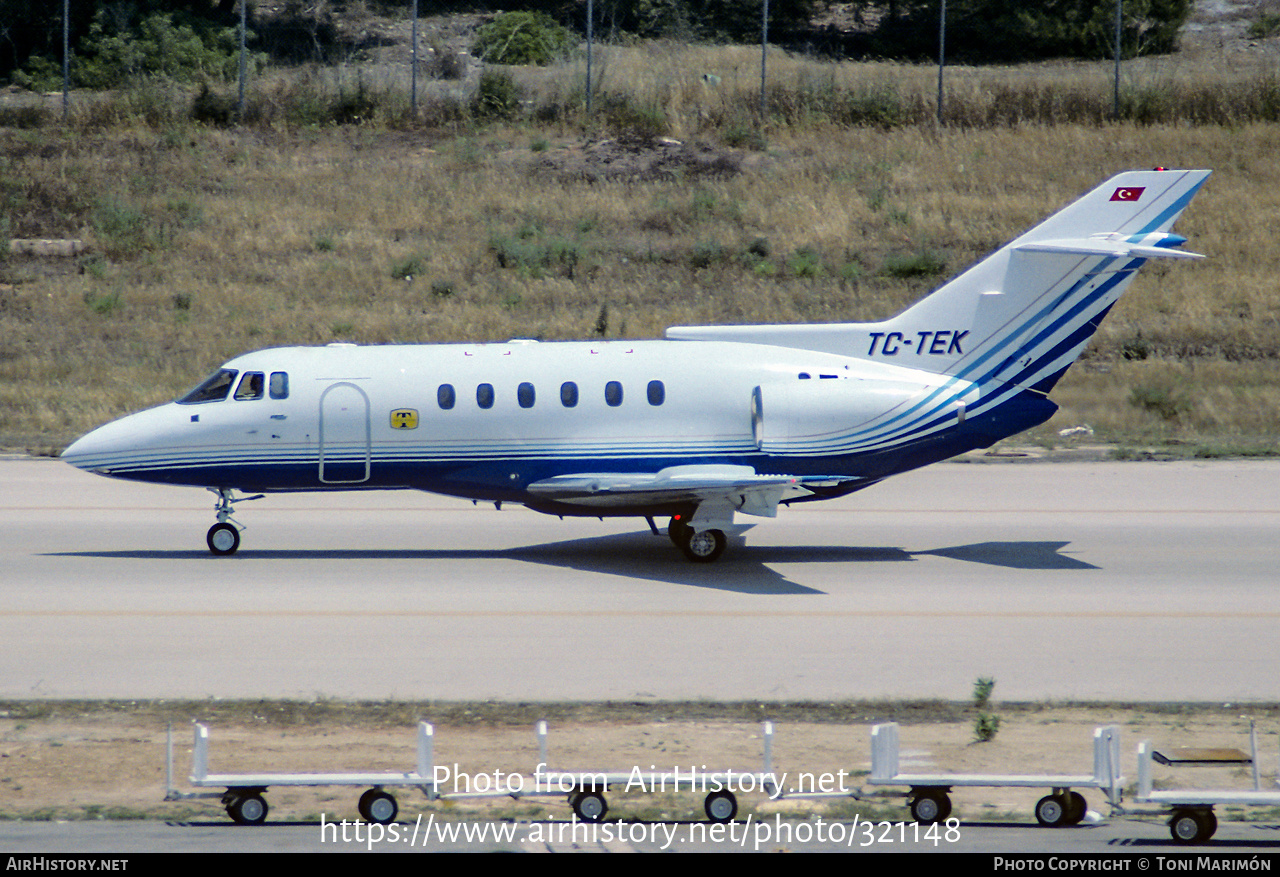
top-left (668, 518), bottom-right (690, 548)
top-left (1035, 794), bottom-right (1068, 827)
top-left (704, 790), bottom-right (738, 823)
top-left (1170, 809), bottom-right (1216, 845)
top-left (572, 790), bottom-right (608, 823)
top-left (1064, 791), bottom-right (1087, 825)
top-left (909, 790), bottom-right (950, 824)
top-left (681, 528), bottom-right (726, 563)
top-left (227, 792), bottom-right (268, 825)
top-left (358, 789), bottom-right (398, 825)
top-left (207, 522), bottom-right (240, 556)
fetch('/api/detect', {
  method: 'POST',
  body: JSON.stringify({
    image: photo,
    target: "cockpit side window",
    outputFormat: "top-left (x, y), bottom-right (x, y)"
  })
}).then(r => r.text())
top-left (234, 372), bottom-right (265, 401)
top-left (269, 372), bottom-right (289, 400)
top-left (177, 369), bottom-right (238, 404)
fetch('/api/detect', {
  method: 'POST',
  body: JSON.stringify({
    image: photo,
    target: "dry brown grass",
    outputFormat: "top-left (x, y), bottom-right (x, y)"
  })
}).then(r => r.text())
top-left (3, 41), bottom-right (1280, 452)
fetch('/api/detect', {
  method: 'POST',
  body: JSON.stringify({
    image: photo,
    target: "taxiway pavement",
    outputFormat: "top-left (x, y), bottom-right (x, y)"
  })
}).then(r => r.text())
top-left (4, 457), bottom-right (1278, 701)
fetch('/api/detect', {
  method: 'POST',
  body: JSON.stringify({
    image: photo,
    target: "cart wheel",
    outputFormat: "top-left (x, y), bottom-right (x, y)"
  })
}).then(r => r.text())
top-left (572, 790), bottom-right (608, 823)
top-left (1170, 809), bottom-right (1216, 845)
top-left (1064, 791), bottom-right (1087, 825)
top-left (358, 789), bottom-right (398, 825)
top-left (704, 790), bottom-right (738, 823)
top-left (227, 792), bottom-right (268, 825)
top-left (1035, 794), bottom-right (1067, 827)
top-left (909, 789), bottom-right (951, 824)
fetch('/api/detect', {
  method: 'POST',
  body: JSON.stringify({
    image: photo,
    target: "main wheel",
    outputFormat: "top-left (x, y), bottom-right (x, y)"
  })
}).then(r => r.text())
top-left (227, 792), bottom-right (268, 825)
top-left (358, 789), bottom-right (398, 825)
top-left (909, 790), bottom-right (951, 824)
top-left (668, 518), bottom-right (691, 548)
top-left (1063, 791), bottom-right (1087, 825)
top-left (704, 790), bottom-right (738, 823)
top-left (571, 790), bottom-right (608, 823)
top-left (1170, 809), bottom-right (1216, 845)
top-left (207, 522), bottom-right (240, 556)
top-left (1035, 794), bottom-right (1068, 827)
top-left (681, 528), bottom-right (726, 563)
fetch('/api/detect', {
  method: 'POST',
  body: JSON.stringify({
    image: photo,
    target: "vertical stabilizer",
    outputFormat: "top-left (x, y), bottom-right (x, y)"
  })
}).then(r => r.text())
top-left (891, 168), bottom-right (1208, 392)
top-left (667, 169), bottom-right (1209, 395)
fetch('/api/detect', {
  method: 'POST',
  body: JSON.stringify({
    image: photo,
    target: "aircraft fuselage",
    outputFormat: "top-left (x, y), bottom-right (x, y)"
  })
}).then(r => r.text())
top-left (63, 338), bottom-right (1041, 512)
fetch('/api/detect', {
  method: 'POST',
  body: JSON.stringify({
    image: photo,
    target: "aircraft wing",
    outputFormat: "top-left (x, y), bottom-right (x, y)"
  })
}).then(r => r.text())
top-left (526, 465), bottom-right (857, 517)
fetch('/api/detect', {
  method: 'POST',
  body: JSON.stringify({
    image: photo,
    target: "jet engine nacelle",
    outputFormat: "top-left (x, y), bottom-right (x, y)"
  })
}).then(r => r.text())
top-left (755, 376), bottom-right (979, 455)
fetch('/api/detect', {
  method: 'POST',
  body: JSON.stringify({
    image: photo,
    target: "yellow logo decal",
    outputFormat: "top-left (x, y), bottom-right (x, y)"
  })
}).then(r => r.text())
top-left (390, 408), bottom-right (418, 430)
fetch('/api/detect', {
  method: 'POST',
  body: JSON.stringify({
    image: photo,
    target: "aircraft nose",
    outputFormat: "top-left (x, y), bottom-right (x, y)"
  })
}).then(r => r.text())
top-left (61, 424), bottom-right (121, 473)
top-left (60, 411), bottom-right (154, 474)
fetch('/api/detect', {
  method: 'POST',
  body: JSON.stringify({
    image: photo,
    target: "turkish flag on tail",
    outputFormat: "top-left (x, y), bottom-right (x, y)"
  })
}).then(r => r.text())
top-left (1110, 187), bottom-right (1145, 202)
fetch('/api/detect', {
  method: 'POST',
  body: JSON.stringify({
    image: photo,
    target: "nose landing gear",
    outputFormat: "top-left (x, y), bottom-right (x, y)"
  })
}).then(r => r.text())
top-left (206, 488), bottom-right (263, 556)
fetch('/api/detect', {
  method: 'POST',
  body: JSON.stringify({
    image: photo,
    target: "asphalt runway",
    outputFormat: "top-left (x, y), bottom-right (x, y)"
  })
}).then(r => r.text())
top-left (4, 456), bottom-right (1279, 702)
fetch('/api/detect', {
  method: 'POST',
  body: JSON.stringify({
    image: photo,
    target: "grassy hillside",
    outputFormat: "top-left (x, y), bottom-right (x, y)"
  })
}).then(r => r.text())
top-left (3, 37), bottom-right (1280, 455)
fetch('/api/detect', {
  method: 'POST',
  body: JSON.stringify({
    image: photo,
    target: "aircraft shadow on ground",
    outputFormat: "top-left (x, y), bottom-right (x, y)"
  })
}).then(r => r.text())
top-left (45, 535), bottom-right (1095, 595)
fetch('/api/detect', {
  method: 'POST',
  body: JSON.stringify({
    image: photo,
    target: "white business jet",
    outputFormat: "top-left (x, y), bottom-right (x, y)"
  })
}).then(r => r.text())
top-left (62, 169), bottom-right (1209, 561)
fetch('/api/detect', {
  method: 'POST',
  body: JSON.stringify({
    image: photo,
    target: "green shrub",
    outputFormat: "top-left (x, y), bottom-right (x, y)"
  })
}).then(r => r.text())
top-left (192, 83), bottom-right (238, 125)
top-left (10, 55), bottom-right (62, 92)
top-left (75, 11), bottom-right (241, 88)
top-left (787, 246), bottom-right (823, 278)
top-left (1248, 13), bottom-right (1280, 39)
top-left (1121, 335), bottom-right (1151, 361)
top-left (472, 70), bottom-right (523, 120)
top-left (489, 226), bottom-right (582, 279)
top-left (83, 288), bottom-right (123, 315)
top-left (597, 93), bottom-right (668, 143)
top-left (690, 240), bottom-right (728, 269)
top-left (391, 255), bottom-right (429, 280)
top-left (471, 12), bottom-right (574, 66)
top-left (972, 677), bottom-right (995, 708)
top-left (1129, 383), bottom-right (1190, 421)
top-left (880, 249), bottom-right (947, 278)
top-left (974, 712), bottom-right (1001, 742)
top-left (92, 200), bottom-right (154, 257)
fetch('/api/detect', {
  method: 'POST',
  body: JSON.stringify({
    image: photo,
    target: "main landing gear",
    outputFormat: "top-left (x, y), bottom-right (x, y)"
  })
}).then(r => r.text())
top-left (206, 488), bottom-right (263, 556)
top-left (668, 517), bottom-right (727, 563)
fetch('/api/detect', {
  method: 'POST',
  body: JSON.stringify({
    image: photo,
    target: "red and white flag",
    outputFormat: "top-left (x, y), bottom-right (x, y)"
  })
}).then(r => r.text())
top-left (1110, 187), bottom-right (1145, 202)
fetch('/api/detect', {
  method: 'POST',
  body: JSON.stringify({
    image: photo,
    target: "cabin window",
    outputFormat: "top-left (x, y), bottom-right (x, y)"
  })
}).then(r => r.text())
top-left (647, 380), bottom-right (665, 406)
top-left (234, 372), bottom-right (264, 401)
top-left (437, 384), bottom-right (455, 410)
top-left (269, 372), bottom-right (289, 400)
top-left (518, 382), bottom-right (536, 409)
top-left (177, 369), bottom-right (238, 404)
top-left (798, 372), bottom-right (811, 380)
top-left (476, 383), bottom-right (495, 409)
top-left (605, 381), bottom-right (623, 407)
top-left (560, 382), bottom-right (578, 408)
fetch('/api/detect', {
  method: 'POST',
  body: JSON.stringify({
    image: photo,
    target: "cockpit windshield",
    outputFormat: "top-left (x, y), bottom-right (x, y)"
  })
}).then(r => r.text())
top-left (177, 368), bottom-right (239, 404)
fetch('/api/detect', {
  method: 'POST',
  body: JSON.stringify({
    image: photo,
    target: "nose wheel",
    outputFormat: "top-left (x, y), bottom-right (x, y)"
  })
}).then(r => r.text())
top-left (205, 487), bottom-right (262, 556)
top-left (207, 522), bottom-right (240, 555)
